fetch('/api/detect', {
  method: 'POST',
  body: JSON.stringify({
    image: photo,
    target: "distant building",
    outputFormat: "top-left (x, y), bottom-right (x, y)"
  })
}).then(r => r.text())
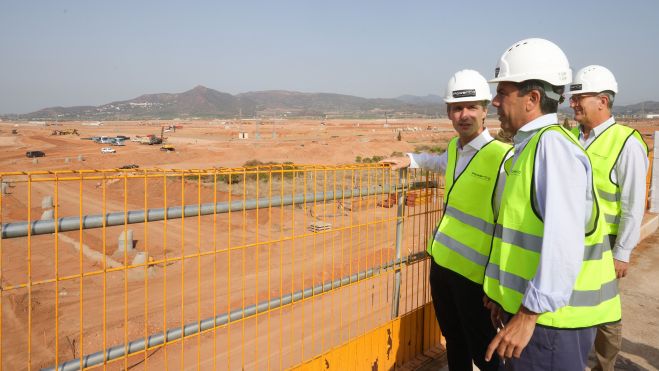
top-left (646, 114), bottom-right (659, 119)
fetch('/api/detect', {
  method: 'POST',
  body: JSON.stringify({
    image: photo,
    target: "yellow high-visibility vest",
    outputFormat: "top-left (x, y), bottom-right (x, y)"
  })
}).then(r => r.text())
top-left (571, 124), bottom-right (648, 235)
top-left (484, 125), bottom-right (621, 328)
top-left (427, 137), bottom-right (512, 284)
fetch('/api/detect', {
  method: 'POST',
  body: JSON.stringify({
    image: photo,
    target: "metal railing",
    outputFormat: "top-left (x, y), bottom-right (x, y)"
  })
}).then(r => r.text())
top-left (0, 165), bottom-right (444, 370)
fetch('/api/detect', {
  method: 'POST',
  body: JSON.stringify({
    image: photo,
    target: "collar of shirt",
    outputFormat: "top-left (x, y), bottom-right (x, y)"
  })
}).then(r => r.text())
top-left (512, 113), bottom-right (558, 152)
top-left (578, 116), bottom-right (615, 141)
top-left (458, 128), bottom-right (494, 152)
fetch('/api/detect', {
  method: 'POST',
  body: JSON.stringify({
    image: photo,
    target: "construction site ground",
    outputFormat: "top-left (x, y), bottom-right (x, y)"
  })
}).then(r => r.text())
top-left (0, 119), bottom-right (458, 172)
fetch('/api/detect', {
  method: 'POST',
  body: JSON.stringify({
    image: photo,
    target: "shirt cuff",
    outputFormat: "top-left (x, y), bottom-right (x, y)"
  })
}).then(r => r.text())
top-left (612, 245), bottom-right (632, 262)
top-left (407, 153), bottom-right (419, 169)
top-left (521, 281), bottom-right (570, 314)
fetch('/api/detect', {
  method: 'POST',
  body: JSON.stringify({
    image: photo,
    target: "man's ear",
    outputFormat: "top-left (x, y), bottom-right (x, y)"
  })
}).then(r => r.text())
top-left (599, 95), bottom-right (609, 109)
top-left (526, 89), bottom-right (541, 112)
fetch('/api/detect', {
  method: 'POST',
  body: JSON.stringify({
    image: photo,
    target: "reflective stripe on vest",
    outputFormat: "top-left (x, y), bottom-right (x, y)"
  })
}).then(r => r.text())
top-left (427, 137), bottom-right (512, 284)
top-left (572, 124), bottom-right (649, 236)
top-left (484, 125), bottom-right (621, 328)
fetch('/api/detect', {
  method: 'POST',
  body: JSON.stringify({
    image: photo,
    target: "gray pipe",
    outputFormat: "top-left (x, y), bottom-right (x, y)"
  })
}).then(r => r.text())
top-left (43, 251), bottom-right (429, 371)
top-left (2, 186), bottom-right (383, 239)
top-left (2, 181), bottom-right (436, 239)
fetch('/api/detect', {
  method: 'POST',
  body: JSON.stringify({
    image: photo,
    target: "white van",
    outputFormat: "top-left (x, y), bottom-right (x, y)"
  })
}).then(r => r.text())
top-left (101, 147), bottom-right (116, 153)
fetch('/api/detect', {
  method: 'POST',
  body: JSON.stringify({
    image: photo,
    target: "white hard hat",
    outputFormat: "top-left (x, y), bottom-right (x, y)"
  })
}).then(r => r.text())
top-left (444, 69), bottom-right (492, 103)
top-left (489, 38), bottom-right (572, 86)
top-left (569, 65), bottom-right (618, 95)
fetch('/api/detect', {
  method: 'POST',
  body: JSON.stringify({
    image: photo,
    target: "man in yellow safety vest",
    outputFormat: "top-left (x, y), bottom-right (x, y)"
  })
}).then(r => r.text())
top-left (483, 38), bottom-right (621, 370)
top-left (382, 69), bottom-right (512, 370)
top-left (568, 65), bottom-right (649, 371)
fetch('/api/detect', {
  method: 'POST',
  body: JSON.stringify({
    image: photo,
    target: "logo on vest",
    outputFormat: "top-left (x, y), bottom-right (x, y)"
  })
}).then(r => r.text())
top-left (470, 171), bottom-right (491, 182)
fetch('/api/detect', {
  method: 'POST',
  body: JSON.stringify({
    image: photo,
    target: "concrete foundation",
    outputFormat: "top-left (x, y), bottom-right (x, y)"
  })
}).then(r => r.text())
top-left (117, 229), bottom-right (135, 254)
top-left (42, 195), bottom-right (54, 210)
top-left (40, 209), bottom-right (54, 220)
top-left (132, 252), bottom-right (148, 265)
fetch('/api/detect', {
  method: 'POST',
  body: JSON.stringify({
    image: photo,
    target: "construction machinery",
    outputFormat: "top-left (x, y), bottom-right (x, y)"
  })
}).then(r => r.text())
top-left (135, 126), bottom-right (168, 145)
top-left (26, 150), bottom-right (46, 158)
top-left (51, 128), bottom-right (79, 136)
top-left (137, 134), bottom-right (162, 145)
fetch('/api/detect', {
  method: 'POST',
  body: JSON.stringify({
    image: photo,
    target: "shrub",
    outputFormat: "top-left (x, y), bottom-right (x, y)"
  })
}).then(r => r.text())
top-left (414, 145), bottom-right (445, 154)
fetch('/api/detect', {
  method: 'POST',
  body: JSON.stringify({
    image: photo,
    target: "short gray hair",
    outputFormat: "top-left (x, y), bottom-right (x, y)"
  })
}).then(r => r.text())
top-left (599, 91), bottom-right (615, 109)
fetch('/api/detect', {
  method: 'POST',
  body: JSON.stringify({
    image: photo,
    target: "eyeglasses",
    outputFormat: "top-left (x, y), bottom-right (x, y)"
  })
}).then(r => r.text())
top-left (569, 94), bottom-right (599, 104)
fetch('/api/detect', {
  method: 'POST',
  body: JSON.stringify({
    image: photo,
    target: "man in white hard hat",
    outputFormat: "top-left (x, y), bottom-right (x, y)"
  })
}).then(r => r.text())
top-left (482, 38), bottom-right (621, 370)
top-left (569, 65), bottom-right (649, 371)
top-left (381, 69), bottom-right (512, 370)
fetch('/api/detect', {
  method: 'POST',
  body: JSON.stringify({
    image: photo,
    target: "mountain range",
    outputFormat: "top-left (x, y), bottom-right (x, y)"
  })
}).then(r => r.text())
top-left (6, 86), bottom-right (658, 120)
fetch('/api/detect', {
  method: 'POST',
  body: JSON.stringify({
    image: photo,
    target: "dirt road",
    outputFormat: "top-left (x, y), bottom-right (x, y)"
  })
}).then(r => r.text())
top-left (597, 226), bottom-right (659, 370)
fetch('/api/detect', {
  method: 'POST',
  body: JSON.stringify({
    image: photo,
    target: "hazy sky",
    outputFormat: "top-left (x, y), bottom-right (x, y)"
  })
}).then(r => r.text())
top-left (2, 0), bottom-right (658, 114)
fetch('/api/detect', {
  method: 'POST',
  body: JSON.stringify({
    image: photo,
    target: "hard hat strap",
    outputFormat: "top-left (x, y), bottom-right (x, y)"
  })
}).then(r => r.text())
top-left (541, 81), bottom-right (563, 102)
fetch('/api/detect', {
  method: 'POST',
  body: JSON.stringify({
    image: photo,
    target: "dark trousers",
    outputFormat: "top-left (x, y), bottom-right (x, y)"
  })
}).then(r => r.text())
top-left (503, 325), bottom-right (596, 371)
top-left (429, 261), bottom-right (499, 371)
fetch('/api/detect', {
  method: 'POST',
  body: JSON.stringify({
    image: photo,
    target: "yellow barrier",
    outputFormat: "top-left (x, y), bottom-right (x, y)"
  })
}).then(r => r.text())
top-left (0, 164), bottom-right (444, 370)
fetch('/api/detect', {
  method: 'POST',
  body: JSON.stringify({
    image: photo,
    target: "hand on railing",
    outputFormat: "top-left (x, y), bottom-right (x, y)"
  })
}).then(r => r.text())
top-left (379, 156), bottom-right (411, 170)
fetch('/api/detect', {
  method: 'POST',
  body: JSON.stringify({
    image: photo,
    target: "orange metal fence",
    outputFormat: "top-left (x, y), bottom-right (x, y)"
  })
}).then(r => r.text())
top-left (0, 164), bottom-right (444, 370)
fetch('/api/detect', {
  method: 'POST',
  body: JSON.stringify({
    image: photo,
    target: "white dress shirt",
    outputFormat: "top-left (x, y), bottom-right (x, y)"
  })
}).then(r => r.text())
top-left (510, 114), bottom-right (595, 314)
top-left (407, 128), bottom-right (510, 216)
top-left (576, 116), bottom-right (649, 262)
